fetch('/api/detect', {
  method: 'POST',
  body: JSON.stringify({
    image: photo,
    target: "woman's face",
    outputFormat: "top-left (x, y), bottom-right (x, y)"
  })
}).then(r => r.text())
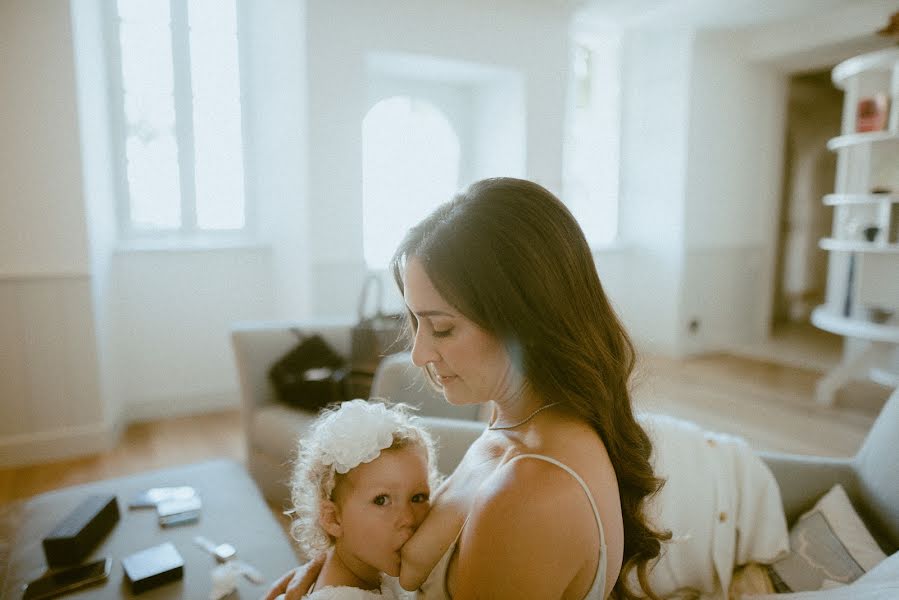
top-left (402, 257), bottom-right (522, 406)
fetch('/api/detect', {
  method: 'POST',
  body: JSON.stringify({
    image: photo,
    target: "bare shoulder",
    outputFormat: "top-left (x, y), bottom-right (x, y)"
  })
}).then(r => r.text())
top-left (476, 453), bottom-right (600, 536)
top-left (451, 455), bottom-right (599, 599)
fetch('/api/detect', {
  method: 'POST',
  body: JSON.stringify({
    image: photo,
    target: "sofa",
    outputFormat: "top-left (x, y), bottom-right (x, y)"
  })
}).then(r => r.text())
top-left (231, 320), bottom-right (898, 595)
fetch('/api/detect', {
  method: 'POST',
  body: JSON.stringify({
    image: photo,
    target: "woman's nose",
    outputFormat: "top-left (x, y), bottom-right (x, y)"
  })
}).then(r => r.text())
top-left (410, 328), bottom-right (438, 367)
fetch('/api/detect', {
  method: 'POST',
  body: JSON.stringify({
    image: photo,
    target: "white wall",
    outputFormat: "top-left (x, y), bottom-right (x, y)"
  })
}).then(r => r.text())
top-left (608, 3), bottom-right (892, 357)
top-left (1, 1), bottom-right (90, 277)
top-left (304, 0), bottom-right (572, 316)
top-left (0, 0), bottom-right (110, 465)
top-left (610, 28), bottom-right (693, 355)
top-left (242, 0), bottom-right (311, 320)
top-left (110, 249), bottom-right (276, 420)
top-left (679, 31), bottom-right (788, 354)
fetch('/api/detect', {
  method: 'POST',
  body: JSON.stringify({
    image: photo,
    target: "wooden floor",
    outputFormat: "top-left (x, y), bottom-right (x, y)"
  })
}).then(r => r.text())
top-left (0, 351), bottom-right (890, 508)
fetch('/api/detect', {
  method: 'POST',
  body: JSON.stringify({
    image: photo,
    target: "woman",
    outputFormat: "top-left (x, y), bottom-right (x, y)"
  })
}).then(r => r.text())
top-left (266, 178), bottom-right (669, 599)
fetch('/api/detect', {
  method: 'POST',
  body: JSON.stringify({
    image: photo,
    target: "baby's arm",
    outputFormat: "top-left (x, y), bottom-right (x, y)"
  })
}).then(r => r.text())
top-left (398, 500), bottom-right (466, 591)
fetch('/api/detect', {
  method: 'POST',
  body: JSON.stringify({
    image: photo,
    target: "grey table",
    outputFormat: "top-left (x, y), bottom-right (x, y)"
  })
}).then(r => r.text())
top-left (1, 459), bottom-right (299, 599)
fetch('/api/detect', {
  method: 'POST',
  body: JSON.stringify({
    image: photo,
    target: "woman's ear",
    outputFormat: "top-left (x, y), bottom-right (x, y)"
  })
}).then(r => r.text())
top-left (319, 499), bottom-right (342, 538)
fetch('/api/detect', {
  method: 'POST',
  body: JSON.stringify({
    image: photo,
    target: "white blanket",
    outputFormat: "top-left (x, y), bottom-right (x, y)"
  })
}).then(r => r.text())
top-left (637, 414), bottom-right (790, 599)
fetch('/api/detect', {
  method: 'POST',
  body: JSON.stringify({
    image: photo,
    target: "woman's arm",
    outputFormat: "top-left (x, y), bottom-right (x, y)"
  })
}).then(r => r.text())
top-left (452, 460), bottom-right (598, 600)
top-left (399, 500), bottom-right (467, 591)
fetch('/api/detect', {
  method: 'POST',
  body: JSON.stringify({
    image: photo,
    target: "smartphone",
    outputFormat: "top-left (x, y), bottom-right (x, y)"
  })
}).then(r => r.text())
top-left (22, 557), bottom-right (111, 599)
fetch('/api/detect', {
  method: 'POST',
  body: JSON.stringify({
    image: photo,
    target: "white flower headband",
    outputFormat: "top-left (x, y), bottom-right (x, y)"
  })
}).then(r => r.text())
top-left (316, 399), bottom-right (406, 474)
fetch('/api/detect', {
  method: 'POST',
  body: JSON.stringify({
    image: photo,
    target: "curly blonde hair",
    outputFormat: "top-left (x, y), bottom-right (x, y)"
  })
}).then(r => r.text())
top-left (288, 400), bottom-right (441, 558)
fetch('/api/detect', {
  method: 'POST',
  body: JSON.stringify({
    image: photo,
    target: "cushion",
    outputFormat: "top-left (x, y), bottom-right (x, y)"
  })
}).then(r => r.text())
top-left (768, 484), bottom-right (887, 592)
top-left (746, 550), bottom-right (899, 600)
top-left (637, 414), bottom-right (789, 598)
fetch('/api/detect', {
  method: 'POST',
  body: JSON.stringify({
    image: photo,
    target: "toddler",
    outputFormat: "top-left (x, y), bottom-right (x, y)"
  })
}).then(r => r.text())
top-left (288, 399), bottom-right (441, 599)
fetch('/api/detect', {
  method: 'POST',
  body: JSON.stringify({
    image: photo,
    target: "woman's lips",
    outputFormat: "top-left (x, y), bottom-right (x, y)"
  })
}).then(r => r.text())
top-left (436, 375), bottom-right (457, 385)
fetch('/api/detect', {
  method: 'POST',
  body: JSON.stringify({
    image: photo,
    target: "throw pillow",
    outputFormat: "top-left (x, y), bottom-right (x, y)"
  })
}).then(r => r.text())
top-left (768, 484), bottom-right (887, 592)
top-left (745, 550), bottom-right (899, 600)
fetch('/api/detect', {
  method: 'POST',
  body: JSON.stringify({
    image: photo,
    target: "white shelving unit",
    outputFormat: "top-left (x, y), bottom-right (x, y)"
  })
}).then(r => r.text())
top-left (813, 48), bottom-right (899, 406)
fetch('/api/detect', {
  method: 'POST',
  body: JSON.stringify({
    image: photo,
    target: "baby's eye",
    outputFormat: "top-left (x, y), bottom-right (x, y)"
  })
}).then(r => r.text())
top-left (411, 493), bottom-right (429, 503)
top-left (373, 495), bottom-right (389, 506)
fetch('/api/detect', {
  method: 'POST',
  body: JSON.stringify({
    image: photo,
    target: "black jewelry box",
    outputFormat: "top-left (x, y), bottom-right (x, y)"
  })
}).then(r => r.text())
top-left (42, 494), bottom-right (120, 567)
top-left (122, 542), bottom-right (184, 594)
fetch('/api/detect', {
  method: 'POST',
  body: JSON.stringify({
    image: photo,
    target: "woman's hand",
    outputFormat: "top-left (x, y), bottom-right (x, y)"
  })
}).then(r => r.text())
top-left (262, 556), bottom-right (324, 600)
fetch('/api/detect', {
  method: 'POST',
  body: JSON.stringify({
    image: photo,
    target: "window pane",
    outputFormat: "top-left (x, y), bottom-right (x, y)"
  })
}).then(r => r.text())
top-left (188, 0), bottom-right (246, 230)
top-left (127, 134), bottom-right (182, 229)
top-left (117, 0), bottom-right (181, 230)
top-left (363, 97), bottom-right (460, 269)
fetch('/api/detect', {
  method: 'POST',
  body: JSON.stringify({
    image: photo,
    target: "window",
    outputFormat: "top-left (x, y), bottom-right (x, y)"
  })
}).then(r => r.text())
top-left (110, 0), bottom-right (246, 239)
top-left (362, 96), bottom-right (461, 269)
top-left (563, 33), bottom-right (622, 247)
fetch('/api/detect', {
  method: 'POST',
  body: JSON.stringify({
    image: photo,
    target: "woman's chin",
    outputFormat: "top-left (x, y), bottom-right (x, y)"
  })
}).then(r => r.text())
top-left (442, 389), bottom-right (474, 407)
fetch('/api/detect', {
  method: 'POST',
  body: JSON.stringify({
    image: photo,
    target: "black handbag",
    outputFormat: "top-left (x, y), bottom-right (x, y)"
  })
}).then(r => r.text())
top-left (350, 274), bottom-right (405, 377)
top-left (268, 329), bottom-right (348, 411)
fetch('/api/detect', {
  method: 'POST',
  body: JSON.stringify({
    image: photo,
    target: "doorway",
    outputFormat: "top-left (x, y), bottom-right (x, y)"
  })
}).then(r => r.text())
top-left (756, 70), bottom-right (845, 371)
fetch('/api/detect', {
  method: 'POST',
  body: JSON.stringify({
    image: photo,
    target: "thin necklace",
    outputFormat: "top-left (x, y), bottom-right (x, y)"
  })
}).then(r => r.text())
top-left (488, 402), bottom-right (561, 431)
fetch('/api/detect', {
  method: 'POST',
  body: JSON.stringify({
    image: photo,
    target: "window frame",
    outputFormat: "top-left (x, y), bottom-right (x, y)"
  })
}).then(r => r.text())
top-left (104, 0), bottom-right (251, 244)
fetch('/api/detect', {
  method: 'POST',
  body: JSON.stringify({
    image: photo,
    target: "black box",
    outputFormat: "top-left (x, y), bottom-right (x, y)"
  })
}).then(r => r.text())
top-left (122, 542), bottom-right (184, 594)
top-left (42, 494), bottom-right (119, 567)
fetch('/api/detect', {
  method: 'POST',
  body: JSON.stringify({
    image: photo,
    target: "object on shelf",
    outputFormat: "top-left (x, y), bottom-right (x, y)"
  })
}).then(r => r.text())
top-left (863, 226), bottom-right (881, 243)
top-left (870, 186), bottom-right (893, 194)
top-left (856, 93), bottom-right (890, 132)
top-left (877, 10), bottom-right (899, 41)
top-left (868, 307), bottom-right (895, 324)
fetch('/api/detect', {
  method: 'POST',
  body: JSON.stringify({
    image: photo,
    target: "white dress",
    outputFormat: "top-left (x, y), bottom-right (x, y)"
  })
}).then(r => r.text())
top-left (304, 575), bottom-right (413, 600)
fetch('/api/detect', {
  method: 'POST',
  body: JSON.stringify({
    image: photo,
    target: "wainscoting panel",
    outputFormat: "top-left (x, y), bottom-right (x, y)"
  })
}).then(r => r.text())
top-left (0, 275), bottom-right (111, 466)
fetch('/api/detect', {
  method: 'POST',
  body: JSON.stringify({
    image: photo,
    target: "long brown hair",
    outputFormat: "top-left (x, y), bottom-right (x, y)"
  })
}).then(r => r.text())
top-left (391, 177), bottom-right (669, 599)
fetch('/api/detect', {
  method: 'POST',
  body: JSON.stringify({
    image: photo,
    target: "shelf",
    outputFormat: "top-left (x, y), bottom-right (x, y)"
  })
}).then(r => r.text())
top-left (827, 131), bottom-right (899, 151)
top-left (811, 307), bottom-right (899, 343)
top-left (870, 367), bottom-right (899, 387)
top-left (832, 47), bottom-right (899, 88)
top-left (819, 239), bottom-right (899, 253)
top-left (823, 193), bottom-right (899, 206)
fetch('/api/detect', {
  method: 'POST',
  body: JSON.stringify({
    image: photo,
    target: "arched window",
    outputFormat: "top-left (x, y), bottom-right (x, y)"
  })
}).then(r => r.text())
top-left (362, 96), bottom-right (460, 269)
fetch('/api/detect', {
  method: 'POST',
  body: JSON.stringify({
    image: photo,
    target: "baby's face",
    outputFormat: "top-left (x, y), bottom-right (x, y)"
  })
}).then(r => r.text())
top-left (333, 445), bottom-right (431, 577)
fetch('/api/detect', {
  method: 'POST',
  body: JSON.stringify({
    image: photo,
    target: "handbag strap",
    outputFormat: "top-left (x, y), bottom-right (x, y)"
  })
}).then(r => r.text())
top-left (357, 274), bottom-right (384, 320)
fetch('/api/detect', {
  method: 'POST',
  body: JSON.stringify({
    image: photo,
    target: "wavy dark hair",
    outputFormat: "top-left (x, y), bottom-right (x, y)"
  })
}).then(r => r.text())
top-left (390, 177), bottom-right (670, 599)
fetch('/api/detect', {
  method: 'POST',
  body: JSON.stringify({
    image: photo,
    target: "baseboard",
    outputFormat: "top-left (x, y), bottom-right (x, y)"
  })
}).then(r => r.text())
top-left (0, 421), bottom-right (117, 467)
top-left (123, 390), bottom-right (240, 423)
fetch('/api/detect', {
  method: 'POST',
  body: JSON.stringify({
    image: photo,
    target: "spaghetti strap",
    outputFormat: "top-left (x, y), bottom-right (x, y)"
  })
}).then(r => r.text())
top-left (507, 453), bottom-right (608, 600)
top-left (418, 454), bottom-right (609, 600)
